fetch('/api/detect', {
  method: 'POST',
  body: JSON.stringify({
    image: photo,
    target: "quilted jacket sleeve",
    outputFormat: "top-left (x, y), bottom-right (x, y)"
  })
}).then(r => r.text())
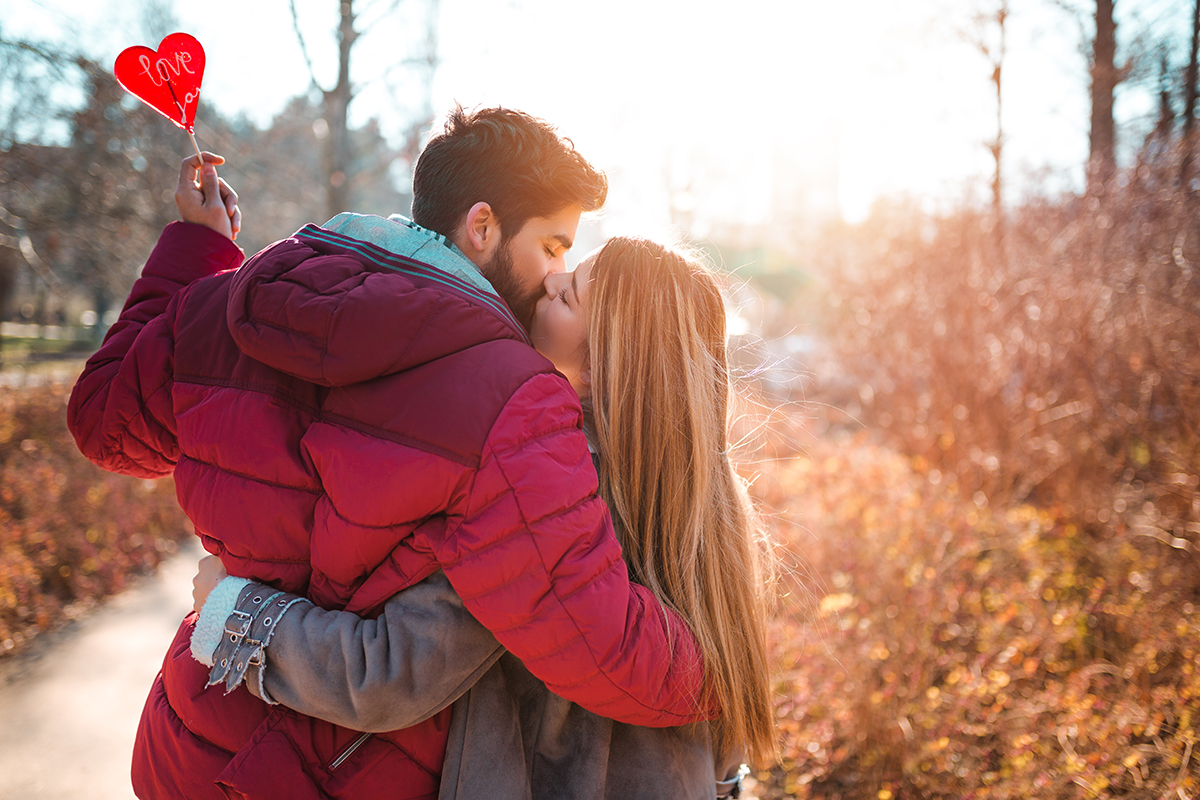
top-left (67, 222), bottom-right (244, 478)
top-left (419, 372), bottom-right (716, 728)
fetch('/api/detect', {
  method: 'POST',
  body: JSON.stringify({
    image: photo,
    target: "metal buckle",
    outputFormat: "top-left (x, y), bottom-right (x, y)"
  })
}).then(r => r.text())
top-left (224, 610), bottom-right (252, 637)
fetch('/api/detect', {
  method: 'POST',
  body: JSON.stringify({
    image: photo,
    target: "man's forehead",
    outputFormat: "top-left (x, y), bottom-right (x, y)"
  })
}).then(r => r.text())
top-left (526, 206), bottom-right (582, 245)
top-left (547, 232), bottom-right (574, 250)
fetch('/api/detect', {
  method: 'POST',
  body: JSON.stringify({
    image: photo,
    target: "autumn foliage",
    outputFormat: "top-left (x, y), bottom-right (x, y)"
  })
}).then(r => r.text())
top-left (818, 146), bottom-right (1200, 555)
top-left (0, 380), bottom-right (191, 656)
top-left (751, 439), bottom-right (1198, 799)
top-left (747, 143), bottom-right (1200, 798)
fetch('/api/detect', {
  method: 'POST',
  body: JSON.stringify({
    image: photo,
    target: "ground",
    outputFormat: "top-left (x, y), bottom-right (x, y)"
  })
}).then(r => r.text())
top-left (0, 538), bottom-right (201, 799)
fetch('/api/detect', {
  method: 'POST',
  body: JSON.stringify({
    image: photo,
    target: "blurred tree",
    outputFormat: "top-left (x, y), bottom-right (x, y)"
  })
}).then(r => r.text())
top-left (0, 32), bottom-right (81, 330)
top-left (138, 0), bottom-right (181, 45)
top-left (0, 12), bottom-right (184, 334)
top-left (0, 244), bottom-right (12, 314)
top-left (0, 2), bottom-right (422, 341)
top-left (1088, 0), bottom-right (1123, 189)
top-left (0, 160), bottom-right (68, 325)
top-left (197, 94), bottom-right (411, 256)
top-left (206, 96), bottom-right (327, 252)
top-left (0, 30), bottom-right (77, 149)
top-left (963, 1), bottom-right (1009, 222)
top-left (0, 223), bottom-right (18, 363)
top-left (290, 0), bottom-right (439, 220)
top-left (1050, 0), bottom-right (1200, 189)
top-left (59, 60), bottom-right (180, 335)
top-left (1134, 47), bottom-right (1182, 183)
top-left (1147, 51), bottom-right (1175, 145)
top-left (1184, 0), bottom-right (1199, 187)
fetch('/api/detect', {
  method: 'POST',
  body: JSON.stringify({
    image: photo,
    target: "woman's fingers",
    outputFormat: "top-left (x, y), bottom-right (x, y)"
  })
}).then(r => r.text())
top-left (177, 151), bottom-right (226, 190)
top-left (175, 153), bottom-right (238, 240)
top-left (218, 177), bottom-right (241, 238)
top-left (191, 555), bottom-right (229, 612)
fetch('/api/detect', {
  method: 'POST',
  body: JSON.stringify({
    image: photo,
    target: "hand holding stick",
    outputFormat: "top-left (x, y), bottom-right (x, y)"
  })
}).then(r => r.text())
top-left (175, 152), bottom-right (241, 241)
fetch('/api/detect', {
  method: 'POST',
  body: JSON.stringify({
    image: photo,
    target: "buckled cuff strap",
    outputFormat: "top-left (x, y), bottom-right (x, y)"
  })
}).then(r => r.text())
top-left (206, 585), bottom-right (306, 698)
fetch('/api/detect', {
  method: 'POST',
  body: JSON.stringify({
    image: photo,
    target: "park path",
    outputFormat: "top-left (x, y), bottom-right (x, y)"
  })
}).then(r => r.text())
top-left (0, 538), bottom-right (203, 799)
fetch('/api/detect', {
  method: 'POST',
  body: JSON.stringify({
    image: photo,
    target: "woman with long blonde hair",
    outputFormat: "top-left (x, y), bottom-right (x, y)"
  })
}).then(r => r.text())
top-left (191, 236), bottom-right (776, 797)
top-left (576, 237), bottom-right (776, 768)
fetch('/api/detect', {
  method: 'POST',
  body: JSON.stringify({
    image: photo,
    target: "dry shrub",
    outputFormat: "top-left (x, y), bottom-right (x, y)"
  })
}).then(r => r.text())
top-left (815, 145), bottom-right (1200, 587)
top-left (750, 438), bottom-right (1200, 799)
top-left (744, 143), bottom-right (1200, 798)
top-left (819, 147), bottom-right (1200, 546)
top-left (0, 381), bottom-right (192, 656)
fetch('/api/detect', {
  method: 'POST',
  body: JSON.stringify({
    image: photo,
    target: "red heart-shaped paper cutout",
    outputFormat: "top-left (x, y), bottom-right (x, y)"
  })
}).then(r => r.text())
top-left (114, 32), bottom-right (205, 132)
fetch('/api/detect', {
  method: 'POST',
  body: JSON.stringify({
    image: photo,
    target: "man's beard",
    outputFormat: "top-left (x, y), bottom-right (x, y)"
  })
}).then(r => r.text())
top-left (484, 240), bottom-right (539, 332)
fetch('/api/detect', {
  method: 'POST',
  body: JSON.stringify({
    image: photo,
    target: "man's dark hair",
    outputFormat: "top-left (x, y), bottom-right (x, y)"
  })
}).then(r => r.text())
top-left (411, 106), bottom-right (608, 240)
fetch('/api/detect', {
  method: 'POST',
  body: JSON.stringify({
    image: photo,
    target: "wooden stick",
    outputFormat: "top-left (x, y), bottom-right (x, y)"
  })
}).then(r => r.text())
top-left (185, 127), bottom-right (205, 188)
top-left (177, 102), bottom-right (204, 187)
top-left (186, 127), bottom-right (204, 166)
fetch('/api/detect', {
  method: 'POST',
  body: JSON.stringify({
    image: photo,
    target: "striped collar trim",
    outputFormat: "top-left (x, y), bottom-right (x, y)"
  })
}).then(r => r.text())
top-left (297, 215), bottom-right (528, 342)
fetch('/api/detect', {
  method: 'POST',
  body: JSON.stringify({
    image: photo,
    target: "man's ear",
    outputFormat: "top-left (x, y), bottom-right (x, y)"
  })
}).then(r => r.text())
top-left (462, 201), bottom-right (501, 258)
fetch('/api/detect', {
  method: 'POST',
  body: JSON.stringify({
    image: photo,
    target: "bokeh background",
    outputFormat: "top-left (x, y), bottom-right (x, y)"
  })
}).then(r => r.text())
top-left (2, 0), bottom-right (1199, 797)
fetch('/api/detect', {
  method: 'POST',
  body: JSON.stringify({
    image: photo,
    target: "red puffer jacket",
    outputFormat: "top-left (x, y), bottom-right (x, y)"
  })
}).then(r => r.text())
top-left (68, 219), bottom-right (710, 800)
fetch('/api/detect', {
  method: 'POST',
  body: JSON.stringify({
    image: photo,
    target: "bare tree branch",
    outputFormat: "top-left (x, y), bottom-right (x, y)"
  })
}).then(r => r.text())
top-left (1046, 0), bottom-right (1093, 62)
top-left (0, 35), bottom-right (74, 67)
top-left (290, 0), bottom-right (325, 93)
top-left (17, 232), bottom-right (62, 292)
top-left (357, 0), bottom-right (405, 30)
top-left (0, 206), bottom-right (62, 292)
top-left (955, 1), bottom-right (1008, 215)
top-left (1185, 0), bottom-right (1199, 138)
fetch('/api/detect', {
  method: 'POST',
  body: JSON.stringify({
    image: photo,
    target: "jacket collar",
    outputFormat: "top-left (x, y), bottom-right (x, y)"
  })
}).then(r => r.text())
top-left (225, 214), bottom-right (532, 387)
top-left (323, 213), bottom-right (498, 301)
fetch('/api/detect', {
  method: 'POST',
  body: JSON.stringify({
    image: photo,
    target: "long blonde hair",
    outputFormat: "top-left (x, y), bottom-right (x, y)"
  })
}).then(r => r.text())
top-left (583, 237), bottom-right (776, 766)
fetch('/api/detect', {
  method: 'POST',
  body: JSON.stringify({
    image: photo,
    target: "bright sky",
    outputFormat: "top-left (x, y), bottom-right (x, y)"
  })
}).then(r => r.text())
top-left (9, 0), bottom-right (1190, 247)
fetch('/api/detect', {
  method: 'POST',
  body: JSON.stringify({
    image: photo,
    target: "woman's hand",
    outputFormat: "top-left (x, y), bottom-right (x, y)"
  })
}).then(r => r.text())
top-left (192, 554), bottom-right (229, 614)
top-left (175, 152), bottom-right (241, 240)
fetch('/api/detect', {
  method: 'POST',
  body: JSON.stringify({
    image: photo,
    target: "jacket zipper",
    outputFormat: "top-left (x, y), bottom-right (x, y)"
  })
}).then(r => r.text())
top-left (329, 732), bottom-right (372, 771)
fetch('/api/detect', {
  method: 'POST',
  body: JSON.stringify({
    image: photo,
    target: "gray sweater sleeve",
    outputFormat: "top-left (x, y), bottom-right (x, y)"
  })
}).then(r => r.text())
top-left (194, 572), bottom-right (739, 800)
top-left (241, 570), bottom-right (505, 732)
